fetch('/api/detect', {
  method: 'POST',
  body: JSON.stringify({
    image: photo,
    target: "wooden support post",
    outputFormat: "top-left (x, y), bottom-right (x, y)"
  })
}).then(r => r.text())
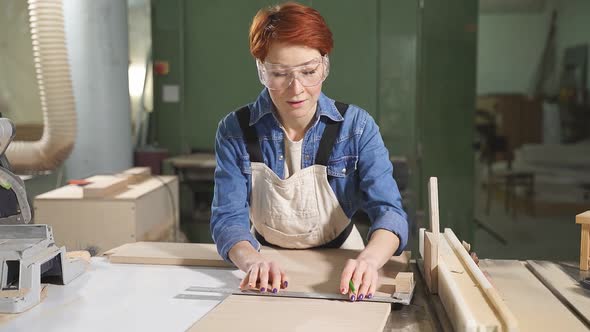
top-left (425, 177), bottom-right (440, 293)
top-left (576, 211), bottom-right (590, 271)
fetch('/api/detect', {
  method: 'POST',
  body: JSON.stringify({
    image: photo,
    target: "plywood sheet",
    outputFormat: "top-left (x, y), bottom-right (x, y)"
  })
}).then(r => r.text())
top-left (480, 260), bottom-right (588, 332)
top-left (105, 242), bottom-right (410, 297)
top-left (104, 242), bottom-right (232, 268)
top-left (188, 294), bottom-right (390, 332)
top-left (527, 260), bottom-right (590, 327)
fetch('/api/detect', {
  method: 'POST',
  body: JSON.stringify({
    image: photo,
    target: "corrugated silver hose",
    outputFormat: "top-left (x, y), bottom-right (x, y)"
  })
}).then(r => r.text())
top-left (6, 0), bottom-right (76, 173)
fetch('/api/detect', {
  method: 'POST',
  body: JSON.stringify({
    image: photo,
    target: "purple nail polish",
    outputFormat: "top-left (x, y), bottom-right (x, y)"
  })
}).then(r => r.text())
top-left (283, 281), bottom-right (289, 288)
top-left (358, 294), bottom-right (364, 301)
top-left (350, 295), bottom-right (355, 302)
top-left (367, 293), bottom-right (373, 299)
top-left (260, 287), bottom-right (266, 292)
top-left (272, 288), bottom-right (278, 293)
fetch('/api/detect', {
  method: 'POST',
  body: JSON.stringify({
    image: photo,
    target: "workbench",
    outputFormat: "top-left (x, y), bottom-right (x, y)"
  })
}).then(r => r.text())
top-left (2, 257), bottom-right (588, 331)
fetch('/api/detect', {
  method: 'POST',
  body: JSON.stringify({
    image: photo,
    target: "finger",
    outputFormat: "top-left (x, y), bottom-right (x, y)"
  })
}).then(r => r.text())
top-left (280, 269), bottom-right (289, 289)
top-left (270, 264), bottom-right (282, 293)
top-left (247, 265), bottom-right (260, 289)
top-left (357, 269), bottom-right (373, 301)
top-left (258, 263), bottom-right (269, 292)
top-left (239, 271), bottom-right (250, 290)
top-left (339, 259), bottom-right (356, 294)
top-left (367, 273), bottom-right (378, 299)
top-left (350, 262), bottom-right (366, 301)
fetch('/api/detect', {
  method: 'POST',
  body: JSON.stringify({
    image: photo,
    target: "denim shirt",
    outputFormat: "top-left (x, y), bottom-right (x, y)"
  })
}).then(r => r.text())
top-left (211, 89), bottom-right (408, 263)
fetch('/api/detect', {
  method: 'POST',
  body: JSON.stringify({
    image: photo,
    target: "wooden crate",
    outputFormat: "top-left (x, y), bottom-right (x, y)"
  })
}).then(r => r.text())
top-left (34, 175), bottom-right (179, 254)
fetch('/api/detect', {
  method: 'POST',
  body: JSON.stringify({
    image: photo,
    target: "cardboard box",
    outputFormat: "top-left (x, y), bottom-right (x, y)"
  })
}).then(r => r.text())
top-left (34, 175), bottom-right (179, 254)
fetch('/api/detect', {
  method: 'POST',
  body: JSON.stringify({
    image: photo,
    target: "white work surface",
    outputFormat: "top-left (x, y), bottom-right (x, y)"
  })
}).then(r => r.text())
top-left (2, 257), bottom-right (244, 332)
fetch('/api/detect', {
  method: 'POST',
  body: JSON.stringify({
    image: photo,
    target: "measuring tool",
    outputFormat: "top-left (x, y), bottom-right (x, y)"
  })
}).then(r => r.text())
top-left (179, 285), bottom-right (414, 305)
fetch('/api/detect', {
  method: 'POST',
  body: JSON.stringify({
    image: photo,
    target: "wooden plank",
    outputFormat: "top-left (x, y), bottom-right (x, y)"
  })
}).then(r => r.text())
top-left (121, 167), bottom-right (151, 184)
top-left (82, 176), bottom-right (129, 198)
top-left (36, 176), bottom-right (176, 201)
top-left (527, 260), bottom-right (590, 327)
top-left (424, 231), bottom-right (438, 294)
top-left (105, 242), bottom-right (411, 297)
top-left (426, 177), bottom-right (440, 294)
top-left (188, 294), bottom-right (390, 332)
top-left (481, 260), bottom-right (589, 332)
top-left (444, 229), bottom-right (518, 332)
top-left (104, 242), bottom-right (232, 268)
top-left (437, 233), bottom-right (501, 332)
top-left (576, 211), bottom-right (590, 225)
top-left (581, 224), bottom-right (589, 271)
top-left (428, 177), bottom-right (440, 233)
top-left (393, 272), bottom-right (414, 293)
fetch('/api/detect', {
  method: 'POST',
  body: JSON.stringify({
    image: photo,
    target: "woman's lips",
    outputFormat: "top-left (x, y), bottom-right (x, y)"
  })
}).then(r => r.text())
top-left (287, 100), bottom-right (305, 108)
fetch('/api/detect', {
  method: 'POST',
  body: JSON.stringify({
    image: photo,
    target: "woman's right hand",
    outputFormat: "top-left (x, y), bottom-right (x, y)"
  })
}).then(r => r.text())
top-left (229, 241), bottom-right (289, 293)
top-left (240, 256), bottom-right (288, 293)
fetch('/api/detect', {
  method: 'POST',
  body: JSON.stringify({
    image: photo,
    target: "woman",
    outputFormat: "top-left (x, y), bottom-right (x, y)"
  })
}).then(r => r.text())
top-left (210, 2), bottom-right (407, 302)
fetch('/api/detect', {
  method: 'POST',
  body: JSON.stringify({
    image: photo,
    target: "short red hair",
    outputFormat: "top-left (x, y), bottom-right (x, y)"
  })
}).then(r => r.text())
top-left (249, 2), bottom-right (333, 61)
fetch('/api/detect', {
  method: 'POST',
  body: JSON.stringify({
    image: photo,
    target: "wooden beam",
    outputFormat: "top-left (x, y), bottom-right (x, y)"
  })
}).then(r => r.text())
top-left (393, 272), bottom-right (414, 293)
top-left (121, 167), bottom-right (151, 184)
top-left (428, 177), bottom-right (440, 234)
top-left (425, 177), bottom-right (440, 294)
top-left (576, 211), bottom-right (590, 225)
top-left (82, 176), bottom-right (128, 198)
top-left (580, 224), bottom-right (589, 271)
top-left (445, 229), bottom-right (519, 332)
top-left (424, 231), bottom-right (438, 294)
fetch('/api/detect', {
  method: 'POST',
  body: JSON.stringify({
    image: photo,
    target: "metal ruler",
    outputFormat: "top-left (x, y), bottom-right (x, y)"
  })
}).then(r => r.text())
top-left (177, 285), bottom-right (414, 305)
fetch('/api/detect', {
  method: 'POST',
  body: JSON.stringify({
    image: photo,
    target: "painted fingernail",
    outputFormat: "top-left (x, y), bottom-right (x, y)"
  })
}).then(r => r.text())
top-left (272, 288), bottom-right (278, 293)
top-left (341, 288), bottom-right (347, 294)
top-left (350, 295), bottom-right (355, 302)
top-left (358, 294), bottom-right (364, 301)
top-left (283, 281), bottom-right (288, 288)
top-left (367, 293), bottom-right (373, 299)
top-left (260, 287), bottom-right (266, 292)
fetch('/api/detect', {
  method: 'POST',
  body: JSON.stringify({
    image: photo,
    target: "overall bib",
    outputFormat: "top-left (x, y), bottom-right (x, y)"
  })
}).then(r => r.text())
top-left (236, 103), bottom-right (364, 250)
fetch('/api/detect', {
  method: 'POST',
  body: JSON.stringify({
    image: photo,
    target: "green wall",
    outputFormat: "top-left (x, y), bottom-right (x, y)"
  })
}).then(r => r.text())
top-left (417, 0), bottom-right (478, 242)
top-left (152, 0), bottom-right (477, 243)
top-left (477, 10), bottom-right (550, 94)
top-left (152, 0), bottom-right (417, 158)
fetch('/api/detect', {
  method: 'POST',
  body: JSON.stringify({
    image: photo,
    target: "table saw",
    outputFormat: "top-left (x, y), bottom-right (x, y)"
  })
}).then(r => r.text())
top-left (0, 251), bottom-right (588, 332)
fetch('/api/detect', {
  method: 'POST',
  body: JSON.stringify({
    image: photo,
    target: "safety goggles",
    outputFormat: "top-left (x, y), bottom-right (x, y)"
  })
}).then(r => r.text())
top-left (256, 55), bottom-right (330, 91)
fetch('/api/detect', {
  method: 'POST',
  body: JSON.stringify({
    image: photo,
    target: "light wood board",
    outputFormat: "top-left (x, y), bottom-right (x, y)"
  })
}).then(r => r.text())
top-left (188, 295), bottom-right (390, 332)
top-left (104, 242), bottom-right (232, 268)
top-left (82, 175), bottom-right (129, 198)
top-left (106, 242), bottom-right (411, 297)
top-left (436, 231), bottom-right (501, 331)
top-left (480, 260), bottom-right (589, 332)
top-left (527, 260), bottom-right (590, 327)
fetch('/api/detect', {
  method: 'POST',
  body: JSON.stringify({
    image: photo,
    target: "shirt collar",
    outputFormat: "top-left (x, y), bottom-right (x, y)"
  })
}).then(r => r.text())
top-left (249, 88), bottom-right (345, 126)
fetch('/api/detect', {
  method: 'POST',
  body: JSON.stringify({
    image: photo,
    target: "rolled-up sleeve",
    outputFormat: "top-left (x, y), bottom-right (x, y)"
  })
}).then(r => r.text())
top-left (210, 116), bottom-right (260, 263)
top-left (357, 114), bottom-right (408, 255)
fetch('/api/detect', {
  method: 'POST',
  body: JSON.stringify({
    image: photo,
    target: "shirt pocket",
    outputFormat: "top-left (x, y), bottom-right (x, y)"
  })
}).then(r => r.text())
top-left (240, 155), bottom-right (252, 175)
top-left (327, 155), bottom-right (358, 178)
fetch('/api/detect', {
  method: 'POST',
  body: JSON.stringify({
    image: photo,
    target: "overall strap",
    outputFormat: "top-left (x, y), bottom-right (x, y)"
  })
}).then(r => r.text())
top-left (236, 106), bottom-right (263, 163)
top-left (314, 101), bottom-right (349, 166)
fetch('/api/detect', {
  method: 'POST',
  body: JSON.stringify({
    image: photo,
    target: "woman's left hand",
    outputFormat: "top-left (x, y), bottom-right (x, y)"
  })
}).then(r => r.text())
top-left (339, 258), bottom-right (379, 302)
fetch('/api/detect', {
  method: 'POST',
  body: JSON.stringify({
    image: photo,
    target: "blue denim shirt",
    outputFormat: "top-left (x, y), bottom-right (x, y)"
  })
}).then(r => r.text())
top-left (211, 89), bottom-right (408, 263)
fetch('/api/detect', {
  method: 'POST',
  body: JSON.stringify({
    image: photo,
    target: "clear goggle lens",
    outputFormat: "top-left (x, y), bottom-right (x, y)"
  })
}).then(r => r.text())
top-left (256, 55), bottom-right (330, 91)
